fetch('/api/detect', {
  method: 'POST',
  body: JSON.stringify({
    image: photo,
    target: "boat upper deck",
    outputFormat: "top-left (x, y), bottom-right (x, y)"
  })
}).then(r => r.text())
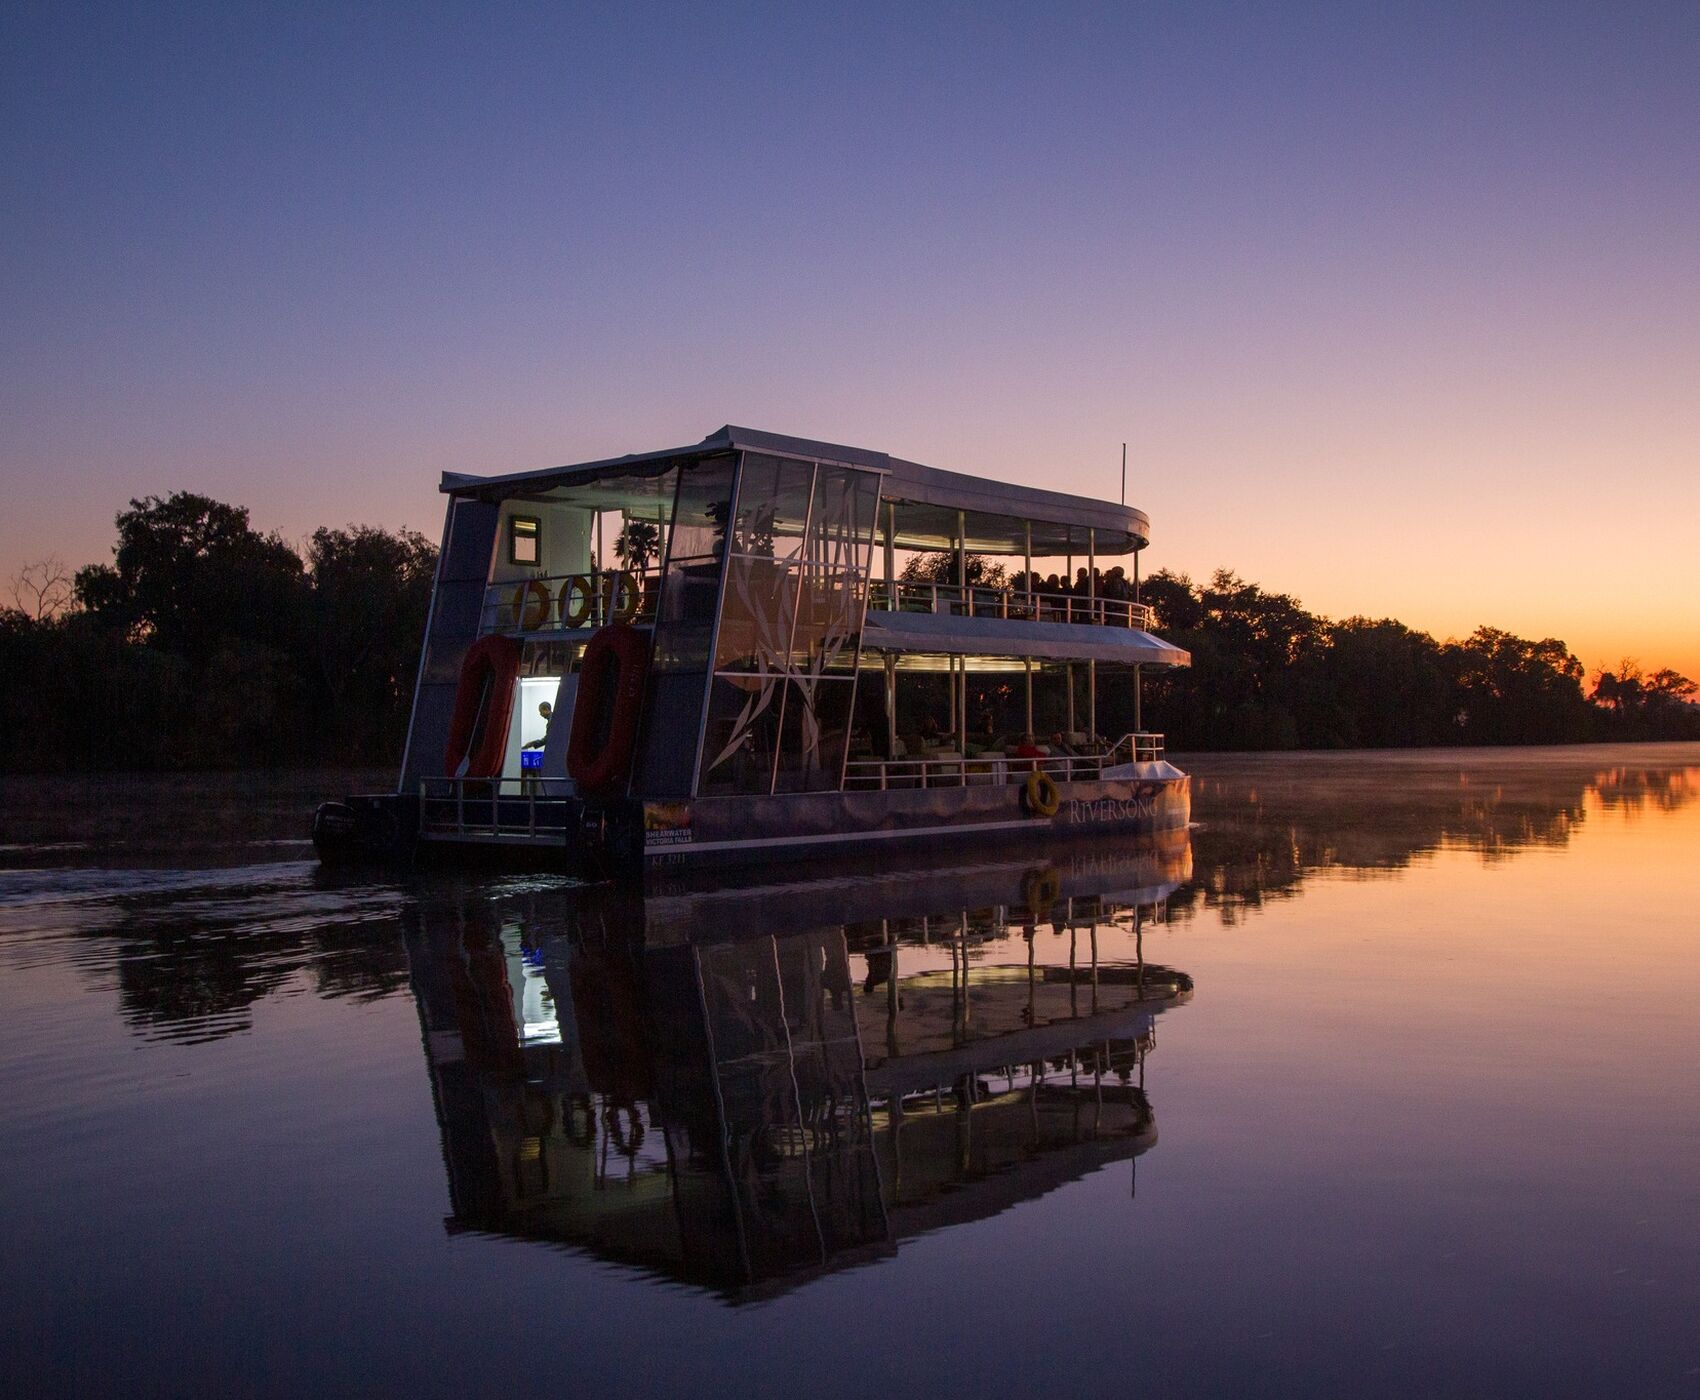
top-left (443, 424), bottom-right (1182, 660)
top-left (441, 423), bottom-right (1152, 555)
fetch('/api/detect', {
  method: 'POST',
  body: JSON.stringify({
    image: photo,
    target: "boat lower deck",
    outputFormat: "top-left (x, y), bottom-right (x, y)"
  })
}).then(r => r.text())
top-left (401, 770), bottom-right (1186, 874)
top-left (631, 765), bottom-right (1190, 867)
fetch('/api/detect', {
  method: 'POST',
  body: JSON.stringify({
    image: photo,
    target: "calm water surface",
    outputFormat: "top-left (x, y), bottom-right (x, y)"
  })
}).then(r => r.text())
top-left (2, 747), bottom-right (1697, 1398)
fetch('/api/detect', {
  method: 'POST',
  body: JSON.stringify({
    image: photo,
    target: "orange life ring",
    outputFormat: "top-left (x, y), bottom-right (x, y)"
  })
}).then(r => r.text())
top-left (443, 634), bottom-right (521, 778)
top-left (567, 623), bottom-right (650, 794)
top-left (1023, 768), bottom-right (1061, 817)
top-left (559, 574), bottom-right (594, 627)
top-left (608, 570), bottom-right (642, 623)
top-left (510, 579), bottom-right (551, 630)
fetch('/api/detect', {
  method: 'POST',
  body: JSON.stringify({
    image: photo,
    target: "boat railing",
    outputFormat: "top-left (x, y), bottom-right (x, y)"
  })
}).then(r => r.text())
top-left (841, 732), bottom-right (1165, 790)
top-left (478, 566), bottom-right (662, 635)
top-left (1106, 731), bottom-right (1168, 765)
top-left (419, 776), bottom-right (576, 841)
top-left (867, 581), bottom-right (1154, 630)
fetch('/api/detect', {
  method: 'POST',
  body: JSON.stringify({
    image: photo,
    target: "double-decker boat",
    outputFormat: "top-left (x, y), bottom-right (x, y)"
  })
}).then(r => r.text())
top-left (313, 425), bottom-right (1191, 875)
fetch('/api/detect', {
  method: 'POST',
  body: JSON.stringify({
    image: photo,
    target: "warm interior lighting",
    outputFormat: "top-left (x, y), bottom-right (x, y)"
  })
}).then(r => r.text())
top-left (509, 515), bottom-right (541, 566)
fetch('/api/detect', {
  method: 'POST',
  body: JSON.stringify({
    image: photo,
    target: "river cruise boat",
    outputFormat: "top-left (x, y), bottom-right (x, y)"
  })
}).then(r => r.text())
top-left (314, 425), bottom-right (1191, 875)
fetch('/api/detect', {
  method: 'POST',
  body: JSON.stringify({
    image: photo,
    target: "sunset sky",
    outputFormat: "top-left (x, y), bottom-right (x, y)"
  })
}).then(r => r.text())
top-left (3, 2), bottom-right (1696, 679)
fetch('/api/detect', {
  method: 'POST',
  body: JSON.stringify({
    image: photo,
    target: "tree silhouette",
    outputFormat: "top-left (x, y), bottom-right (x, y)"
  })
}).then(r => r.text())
top-left (900, 551), bottom-right (1008, 588)
top-left (7, 556), bottom-right (74, 620)
top-left (613, 520), bottom-right (661, 572)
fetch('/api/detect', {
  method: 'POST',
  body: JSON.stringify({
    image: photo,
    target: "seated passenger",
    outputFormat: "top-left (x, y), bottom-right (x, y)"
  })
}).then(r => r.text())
top-left (1011, 733), bottom-right (1045, 760)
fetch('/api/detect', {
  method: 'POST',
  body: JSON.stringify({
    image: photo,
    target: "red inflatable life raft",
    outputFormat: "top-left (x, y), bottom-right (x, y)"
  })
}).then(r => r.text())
top-left (567, 623), bottom-right (650, 794)
top-left (443, 634), bottom-right (521, 778)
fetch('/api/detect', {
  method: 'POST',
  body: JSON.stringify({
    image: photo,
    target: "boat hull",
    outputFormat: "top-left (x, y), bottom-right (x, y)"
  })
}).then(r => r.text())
top-left (314, 770), bottom-right (1191, 879)
top-left (618, 769), bottom-right (1191, 876)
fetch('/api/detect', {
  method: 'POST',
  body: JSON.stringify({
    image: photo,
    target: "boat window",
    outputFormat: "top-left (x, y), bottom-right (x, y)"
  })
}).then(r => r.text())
top-left (666, 455), bottom-right (736, 562)
top-left (624, 456), bottom-right (738, 795)
top-left (647, 561), bottom-right (721, 672)
top-left (774, 678), bottom-right (854, 792)
top-left (788, 568), bottom-right (863, 670)
top-left (520, 640), bottom-right (574, 677)
top-left (730, 454), bottom-right (813, 560)
top-left (714, 557), bottom-right (798, 672)
top-left (698, 675), bottom-right (781, 795)
top-left (805, 465), bottom-right (879, 575)
top-left (692, 457), bottom-right (883, 795)
top-left (507, 515), bottom-right (541, 566)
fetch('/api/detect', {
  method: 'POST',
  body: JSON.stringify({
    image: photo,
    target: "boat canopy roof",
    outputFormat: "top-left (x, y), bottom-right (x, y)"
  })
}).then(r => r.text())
top-left (862, 612), bottom-right (1190, 668)
top-left (441, 425), bottom-right (1153, 554)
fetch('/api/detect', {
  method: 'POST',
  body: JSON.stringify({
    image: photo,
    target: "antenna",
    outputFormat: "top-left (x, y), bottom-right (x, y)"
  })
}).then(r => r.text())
top-left (1120, 442), bottom-right (1126, 505)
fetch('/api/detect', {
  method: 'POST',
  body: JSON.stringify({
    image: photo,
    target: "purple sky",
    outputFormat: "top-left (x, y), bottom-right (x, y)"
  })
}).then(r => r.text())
top-left (3, 2), bottom-right (1697, 677)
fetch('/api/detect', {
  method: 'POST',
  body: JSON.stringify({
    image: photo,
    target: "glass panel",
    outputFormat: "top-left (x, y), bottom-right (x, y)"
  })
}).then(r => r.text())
top-left (626, 456), bottom-right (734, 792)
top-left (730, 454), bottom-right (814, 560)
top-left (648, 560), bottom-right (721, 672)
top-left (774, 678), bottom-right (854, 793)
top-left (667, 455), bottom-right (736, 563)
top-left (715, 557), bottom-right (799, 672)
top-left (803, 466), bottom-right (879, 575)
top-left (789, 568), bottom-right (864, 671)
top-left (630, 671), bottom-right (710, 793)
top-left (608, 517), bottom-right (663, 574)
top-left (699, 674), bottom-right (782, 795)
top-left (520, 639), bottom-right (575, 677)
top-left (656, 458), bottom-right (878, 796)
top-left (442, 499), bottom-right (499, 583)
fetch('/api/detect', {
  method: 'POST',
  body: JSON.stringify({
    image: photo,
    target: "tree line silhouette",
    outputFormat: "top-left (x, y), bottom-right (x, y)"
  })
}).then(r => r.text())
top-left (2, 494), bottom-right (1694, 771)
top-left (1134, 568), bottom-right (1696, 750)
top-left (2, 493), bottom-right (434, 769)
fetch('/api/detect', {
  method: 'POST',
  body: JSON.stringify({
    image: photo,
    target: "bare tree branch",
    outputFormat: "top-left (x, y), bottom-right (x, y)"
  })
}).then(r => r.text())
top-left (7, 556), bottom-right (75, 620)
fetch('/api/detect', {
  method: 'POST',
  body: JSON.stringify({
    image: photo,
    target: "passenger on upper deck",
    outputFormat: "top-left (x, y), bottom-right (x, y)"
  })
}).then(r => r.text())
top-left (1012, 734), bottom-right (1045, 760)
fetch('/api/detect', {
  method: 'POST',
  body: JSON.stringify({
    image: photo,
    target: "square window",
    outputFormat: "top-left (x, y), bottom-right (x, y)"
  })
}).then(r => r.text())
top-left (509, 515), bottom-right (541, 566)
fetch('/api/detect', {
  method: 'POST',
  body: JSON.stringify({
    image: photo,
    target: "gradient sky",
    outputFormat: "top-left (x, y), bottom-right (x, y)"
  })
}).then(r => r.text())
top-left (3, 2), bottom-right (1696, 679)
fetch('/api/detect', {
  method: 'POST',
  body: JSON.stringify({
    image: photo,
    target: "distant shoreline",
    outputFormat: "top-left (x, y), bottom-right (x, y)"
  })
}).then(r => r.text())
top-left (5, 737), bottom-right (1697, 780)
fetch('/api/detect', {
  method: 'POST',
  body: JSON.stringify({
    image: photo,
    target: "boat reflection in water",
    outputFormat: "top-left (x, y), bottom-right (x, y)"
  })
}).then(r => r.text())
top-left (405, 831), bottom-right (1193, 1300)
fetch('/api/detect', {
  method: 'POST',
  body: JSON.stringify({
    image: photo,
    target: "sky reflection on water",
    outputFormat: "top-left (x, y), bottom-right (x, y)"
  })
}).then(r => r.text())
top-left (0, 745), bottom-right (1696, 1397)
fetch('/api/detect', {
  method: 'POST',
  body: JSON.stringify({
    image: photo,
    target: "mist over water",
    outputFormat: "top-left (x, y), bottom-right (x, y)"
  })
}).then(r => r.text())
top-left (2, 746), bottom-right (1697, 1397)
